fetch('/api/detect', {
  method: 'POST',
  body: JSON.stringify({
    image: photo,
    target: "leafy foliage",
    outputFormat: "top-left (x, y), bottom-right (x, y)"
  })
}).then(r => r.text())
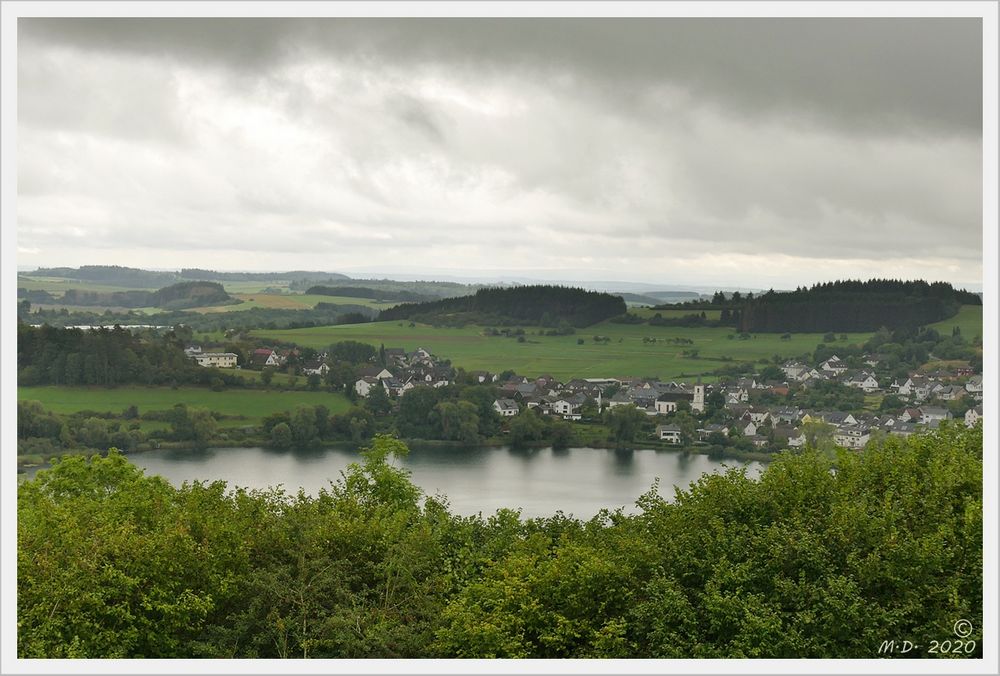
top-left (18, 425), bottom-right (982, 658)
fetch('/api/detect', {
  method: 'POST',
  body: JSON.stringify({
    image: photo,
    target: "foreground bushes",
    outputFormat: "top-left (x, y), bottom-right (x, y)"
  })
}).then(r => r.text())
top-left (18, 425), bottom-right (982, 658)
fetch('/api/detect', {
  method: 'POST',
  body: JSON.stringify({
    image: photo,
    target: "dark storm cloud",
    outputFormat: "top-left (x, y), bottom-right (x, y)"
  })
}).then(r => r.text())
top-left (20, 17), bottom-right (983, 134)
top-left (15, 16), bottom-right (984, 288)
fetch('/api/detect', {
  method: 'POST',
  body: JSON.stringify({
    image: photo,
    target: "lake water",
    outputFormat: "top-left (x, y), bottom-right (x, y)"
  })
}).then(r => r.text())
top-left (23, 446), bottom-right (766, 519)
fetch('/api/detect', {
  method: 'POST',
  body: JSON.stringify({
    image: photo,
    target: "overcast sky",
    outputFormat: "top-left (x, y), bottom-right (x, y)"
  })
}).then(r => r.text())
top-left (16, 17), bottom-right (984, 289)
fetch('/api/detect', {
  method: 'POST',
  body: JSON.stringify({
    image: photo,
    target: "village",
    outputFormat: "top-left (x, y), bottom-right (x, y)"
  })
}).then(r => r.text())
top-left (184, 342), bottom-right (985, 453)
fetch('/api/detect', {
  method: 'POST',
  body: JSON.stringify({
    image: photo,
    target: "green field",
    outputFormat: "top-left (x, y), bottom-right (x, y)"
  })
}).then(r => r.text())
top-left (18, 386), bottom-right (352, 425)
top-left (927, 304), bottom-right (983, 341)
top-left (191, 292), bottom-right (396, 313)
top-left (16, 276), bottom-right (162, 293)
top-left (254, 320), bottom-right (873, 381)
top-left (629, 307), bottom-right (723, 320)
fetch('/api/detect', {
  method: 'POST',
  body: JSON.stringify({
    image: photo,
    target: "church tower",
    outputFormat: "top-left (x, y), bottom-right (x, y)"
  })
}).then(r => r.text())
top-left (692, 379), bottom-right (705, 413)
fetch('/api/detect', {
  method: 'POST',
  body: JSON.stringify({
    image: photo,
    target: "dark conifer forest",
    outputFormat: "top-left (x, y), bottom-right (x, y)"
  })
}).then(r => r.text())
top-left (378, 285), bottom-right (628, 327)
top-left (734, 279), bottom-right (979, 333)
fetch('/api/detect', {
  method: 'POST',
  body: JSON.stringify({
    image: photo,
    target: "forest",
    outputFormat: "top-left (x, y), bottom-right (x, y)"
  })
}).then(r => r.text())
top-left (44, 281), bottom-right (232, 310)
top-left (378, 285), bottom-right (628, 327)
top-left (17, 423), bottom-right (982, 658)
top-left (306, 285), bottom-right (433, 303)
top-left (733, 279), bottom-right (979, 333)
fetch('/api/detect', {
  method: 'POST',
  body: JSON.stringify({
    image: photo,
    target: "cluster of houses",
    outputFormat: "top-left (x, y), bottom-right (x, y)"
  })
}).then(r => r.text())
top-left (186, 340), bottom-right (983, 451)
top-left (353, 347), bottom-right (458, 397)
top-left (479, 352), bottom-right (984, 449)
top-left (781, 354), bottom-right (983, 403)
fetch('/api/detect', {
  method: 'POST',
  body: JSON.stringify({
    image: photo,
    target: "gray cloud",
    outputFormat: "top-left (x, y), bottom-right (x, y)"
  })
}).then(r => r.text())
top-left (16, 17), bottom-right (984, 289)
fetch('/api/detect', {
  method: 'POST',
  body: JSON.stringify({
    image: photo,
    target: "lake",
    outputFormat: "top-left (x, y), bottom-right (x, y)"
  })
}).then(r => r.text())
top-left (22, 445), bottom-right (766, 519)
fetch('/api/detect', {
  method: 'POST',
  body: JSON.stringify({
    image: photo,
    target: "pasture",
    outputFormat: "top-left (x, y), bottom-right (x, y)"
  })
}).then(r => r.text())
top-left (191, 292), bottom-right (396, 313)
top-left (254, 320), bottom-right (874, 381)
top-left (926, 304), bottom-right (983, 341)
top-left (17, 386), bottom-right (353, 426)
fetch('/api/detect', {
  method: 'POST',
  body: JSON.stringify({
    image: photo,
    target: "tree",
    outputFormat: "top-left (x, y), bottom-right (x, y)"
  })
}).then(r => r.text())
top-left (396, 387), bottom-right (443, 438)
top-left (260, 367), bottom-right (275, 386)
top-left (329, 340), bottom-right (377, 364)
top-left (549, 419), bottom-right (576, 450)
top-left (604, 405), bottom-right (649, 446)
top-left (508, 411), bottom-right (544, 449)
top-left (290, 406), bottom-right (319, 449)
top-left (270, 422), bottom-right (294, 450)
top-left (366, 385), bottom-right (393, 416)
top-left (434, 401), bottom-right (480, 444)
top-left (672, 411), bottom-right (697, 445)
top-left (169, 405), bottom-right (217, 450)
top-left (802, 420), bottom-right (835, 453)
top-left (879, 394), bottom-right (905, 412)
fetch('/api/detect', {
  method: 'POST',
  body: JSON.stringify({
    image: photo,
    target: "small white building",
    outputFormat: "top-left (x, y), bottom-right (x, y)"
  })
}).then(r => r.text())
top-left (656, 424), bottom-right (682, 444)
top-left (354, 376), bottom-right (380, 397)
top-left (194, 352), bottom-right (238, 368)
top-left (833, 425), bottom-right (870, 450)
top-left (493, 398), bottom-right (519, 417)
top-left (919, 407), bottom-right (952, 426)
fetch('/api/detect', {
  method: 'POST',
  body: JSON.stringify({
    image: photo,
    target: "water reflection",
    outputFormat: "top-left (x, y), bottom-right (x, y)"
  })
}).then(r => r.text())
top-left (22, 445), bottom-right (766, 519)
top-left (611, 448), bottom-right (635, 474)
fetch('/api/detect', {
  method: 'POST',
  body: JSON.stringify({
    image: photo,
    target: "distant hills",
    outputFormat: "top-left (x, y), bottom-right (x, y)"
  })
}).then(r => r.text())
top-left (23, 281), bottom-right (232, 310)
top-left (25, 265), bottom-right (350, 288)
top-left (305, 285), bottom-right (434, 303)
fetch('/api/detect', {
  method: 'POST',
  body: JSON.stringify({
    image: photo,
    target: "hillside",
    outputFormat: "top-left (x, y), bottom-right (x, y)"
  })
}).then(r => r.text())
top-left (47, 281), bottom-right (232, 310)
top-left (23, 266), bottom-right (350, 288)
top-left (27, 265), bottom-right (178, 289)
top-left (305, 285), bottom-right (433, 303)
top-left (735, 279), bottom-right (979, 333)
top-left (378, 285), bottom-right (627, 328)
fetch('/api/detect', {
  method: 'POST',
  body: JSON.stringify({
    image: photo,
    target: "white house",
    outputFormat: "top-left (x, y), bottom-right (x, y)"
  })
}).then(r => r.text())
top-left (744, 407), bottom-right (771, 424)
top-left (354, 376), bottom-right (380, 397)
top-left (843, 371), bottom-right (880, 393)
top-left (493, 398), bottom-right (519, 417)
top-left (359, 366), bottom-right (394, 381)
top-left (194, 352), bottom-right (238, 368)
top-left (656, 424), bottom-right (682, 444)
top-left (919, 407), bottom-right (952, 425)
top-left (302, 361), bottom-right (330, 377)
top-left (833, 425), bottom-right (870, 450)
top-left (551, 395), bottom-right (586, 420)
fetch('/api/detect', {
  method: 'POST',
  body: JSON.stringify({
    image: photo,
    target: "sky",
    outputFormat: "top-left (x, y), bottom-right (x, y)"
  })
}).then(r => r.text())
top-left (15, 17), bottom-right (985, 290)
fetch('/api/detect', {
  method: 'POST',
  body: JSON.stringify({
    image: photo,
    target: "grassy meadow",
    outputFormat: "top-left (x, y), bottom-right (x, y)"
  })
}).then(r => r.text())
top-left (253, 320), bottom-right (874, 381)
top-left (628, 307), bottom-right (723, 320)
top-left (193, 292), bottom-right (397, 313)
top-left (926, 304), bottom-right (983, 341)
top-left (18, 386), bottom-right (352, 426)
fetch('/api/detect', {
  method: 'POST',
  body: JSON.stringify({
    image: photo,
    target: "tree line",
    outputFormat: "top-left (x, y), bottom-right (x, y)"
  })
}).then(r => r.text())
top-left (18, 424), bottom-right (982, 658)
top-left (734, 279), bottom-right (978, 333)
top-left (379, 285), bottom-right (627, 328)
top-left (305, 285), bottom-right (432, 303)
